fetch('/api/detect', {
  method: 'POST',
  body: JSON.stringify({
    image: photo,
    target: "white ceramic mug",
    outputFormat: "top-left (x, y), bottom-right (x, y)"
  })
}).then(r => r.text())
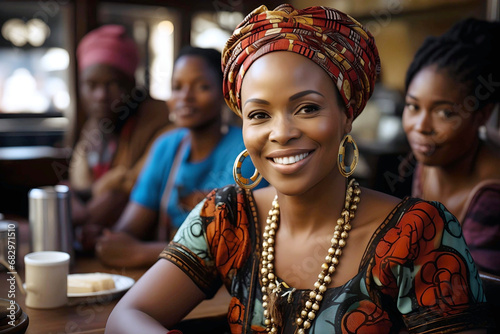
top-left (24, 251), bottom-right (70, 309)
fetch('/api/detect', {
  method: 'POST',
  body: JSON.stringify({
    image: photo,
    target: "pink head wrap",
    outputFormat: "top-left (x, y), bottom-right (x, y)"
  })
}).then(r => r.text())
top-left (77, 25), bottom-right (139, 78)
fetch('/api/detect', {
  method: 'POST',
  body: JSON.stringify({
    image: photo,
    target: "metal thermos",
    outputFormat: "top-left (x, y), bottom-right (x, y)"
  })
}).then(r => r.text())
top-left (28, 185), bottom-right (73, 260)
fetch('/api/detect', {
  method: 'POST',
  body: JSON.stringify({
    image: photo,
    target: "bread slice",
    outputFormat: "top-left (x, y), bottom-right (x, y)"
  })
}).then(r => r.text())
top-left (68, 273), bottom-right (116, 294)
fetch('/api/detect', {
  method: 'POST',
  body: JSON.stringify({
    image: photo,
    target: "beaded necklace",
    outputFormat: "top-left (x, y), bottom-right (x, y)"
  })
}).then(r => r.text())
top-left (260, 179), bottom-right (361, 333)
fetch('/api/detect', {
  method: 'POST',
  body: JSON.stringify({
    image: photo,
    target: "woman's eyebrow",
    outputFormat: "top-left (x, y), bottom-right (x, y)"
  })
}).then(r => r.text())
top-left (244, 98), bottom-right (270, 107)
top-left (289, 90), bottom-right (324, 101)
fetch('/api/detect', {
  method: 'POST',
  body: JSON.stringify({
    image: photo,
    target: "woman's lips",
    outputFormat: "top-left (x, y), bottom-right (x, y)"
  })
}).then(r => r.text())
top-left (267, 150), bottom-right (314, 174)
top-left (412, 141), bottom-right (436, 155)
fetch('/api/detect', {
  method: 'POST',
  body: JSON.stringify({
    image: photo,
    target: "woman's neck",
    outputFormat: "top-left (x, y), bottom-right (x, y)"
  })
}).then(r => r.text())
top-left (276, 174), bottom-right (348, 238)
top-left (424, 138), bottom-right (482, 195)
top-left (188, 118), bottom-right (224, 162)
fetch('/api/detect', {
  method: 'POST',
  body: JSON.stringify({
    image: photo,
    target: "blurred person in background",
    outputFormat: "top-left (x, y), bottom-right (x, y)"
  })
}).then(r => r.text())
top-left (96, 46), bottom-right (267, 268)
top-left (403, 18), bottom-right (500, 275)
top-left (69, 25), bottom-right (173, 253)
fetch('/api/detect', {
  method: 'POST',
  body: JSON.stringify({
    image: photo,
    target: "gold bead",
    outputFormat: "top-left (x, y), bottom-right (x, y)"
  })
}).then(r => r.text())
top-left (264, 319), bottom-right (271, 325)
top-left (315, 293), bottom-right (323, 301)
top-left (271, 223), bottom-right (278, 230)
top-left (262, 295), bottom-right (268, 301)
top-left (263, 301), bottom-right (268, 308)
top-left (262, 277), bottom-right (268, 284)
top-left (328, 266), bottom-right (336, 274)
top-left (325, 255), bottom-right (332, 263)
top-left (342, 210), bottom-right (349, 217)
top-left (262, 287), bottom-right (267, 293)
top-left (321, 263), bottom-right (329, 270)
top-left (264, 310), bottom-right (269, 317)
top-left (339, 239), bottom-right (346, 247)
top-left (296, 317), bottom-right (303, 325)
top-left (341, 231), bottom-right (349, 239)
top-left (269, 282), bottom-right (276, 290)
top-left (263, 241), bottom-right (268, 248)
top-left (267, 237), bottom-right (274, 244)
top-left (319, 284), bottom-right (327, 293)
top-left (301, 310), bottom-right (307, 317)
top-left (263, 232), bottom-right (269, 238)
top-left (267, 263), bottom-right (274, 269)
top-left (331, 239), bottom-right (339, 247)
top-left (303, 320), bottom-right (311, 329)
top-left (308, 311), bottom-right (315, 320)
top-left (324, 275), bottom-right (332, 284)
top-left (267, 254), bottom-right (274, 261)
top-left (344, 224), bottom-right (352, 231)
top-left (328, 247), bottom-right (335, 255)
top-left (335, 225), bottom-right (342, 231)
top-left (354, 188), bottom-right (361, 195)
top-left (305, 300), bottom-right (313, 308)
top-left (349, 212), bottom-right (355, 219)
top-left (335, 248), bottom-right (342, 256)
top-left (312, 302), bottom-right (320, 311)
top-left (350, 204), bottom-right (357, 211)
top-left (318, 273), bottom-right (325, 280)
top-left (332, 257), bottom-right (339, 265)
top-left (337, 218), bottom-right (344, 225)
top-left (309, 291), bottom-right (317, 299)
top-left (272, 209), bottom-right (279, 216)
top-left (314, 281), bottom-right (321, 289)
top-left (268, 246), bottom-right (274, 253)
top-left (297, 328), bottom-right (305, 334)
top-left (270, 327), bottom-right (277, 333)
top-left (353, 196), bottom-right (360, 203)
top-left (268, 229), bottom-right (275, 236)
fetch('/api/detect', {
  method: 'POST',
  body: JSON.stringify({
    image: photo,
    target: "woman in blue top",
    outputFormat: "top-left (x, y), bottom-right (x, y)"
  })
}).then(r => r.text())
top-left (96, 46), bottom-right (265, 268)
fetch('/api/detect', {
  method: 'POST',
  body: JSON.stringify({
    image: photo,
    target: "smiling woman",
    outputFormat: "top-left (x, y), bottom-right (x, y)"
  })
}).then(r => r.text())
top-left (403, 18), bottom-right (500, 276)
top-left (105, 4), bottom-right (493, 334)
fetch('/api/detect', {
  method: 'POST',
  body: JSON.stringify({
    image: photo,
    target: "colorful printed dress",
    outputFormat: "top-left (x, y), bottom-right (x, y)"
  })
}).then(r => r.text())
top-left (160, 185), bottom-right (491, 333)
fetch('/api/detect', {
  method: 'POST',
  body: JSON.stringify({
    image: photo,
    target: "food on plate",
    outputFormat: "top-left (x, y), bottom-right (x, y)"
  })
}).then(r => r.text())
top-left (67, 273), bottom-right (116, 294)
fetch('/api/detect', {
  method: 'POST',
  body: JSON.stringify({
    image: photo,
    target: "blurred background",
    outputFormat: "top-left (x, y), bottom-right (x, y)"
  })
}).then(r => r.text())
top-left (0, 0), bottom-right (497, 219)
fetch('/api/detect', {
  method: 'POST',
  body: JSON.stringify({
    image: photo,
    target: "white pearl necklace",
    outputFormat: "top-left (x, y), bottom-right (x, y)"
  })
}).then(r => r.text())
top-left (260, 179), bottom-right (361, 333)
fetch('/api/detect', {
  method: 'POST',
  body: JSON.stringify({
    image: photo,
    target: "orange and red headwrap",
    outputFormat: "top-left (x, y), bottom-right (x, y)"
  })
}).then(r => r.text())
top-left (222, 4), bottom-right (380, 120)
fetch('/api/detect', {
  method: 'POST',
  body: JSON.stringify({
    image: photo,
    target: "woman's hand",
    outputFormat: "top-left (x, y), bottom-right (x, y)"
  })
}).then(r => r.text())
top-left (96, 230), bottom-right (145, 267)
top-left (96, 230), bottom-right (165, 268)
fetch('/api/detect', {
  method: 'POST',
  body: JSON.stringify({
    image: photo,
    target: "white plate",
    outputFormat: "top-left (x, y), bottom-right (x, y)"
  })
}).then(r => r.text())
top-left (68, 273), bottom-right (135, 298)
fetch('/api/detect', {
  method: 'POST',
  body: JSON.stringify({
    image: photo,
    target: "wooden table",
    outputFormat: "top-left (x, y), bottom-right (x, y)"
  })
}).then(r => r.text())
top-left (1, 222), bottom-right (231, 334)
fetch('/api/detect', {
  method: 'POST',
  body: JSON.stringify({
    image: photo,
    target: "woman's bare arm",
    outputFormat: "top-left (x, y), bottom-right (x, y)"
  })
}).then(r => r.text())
top-left (105, 259), bottom-right (207, 333)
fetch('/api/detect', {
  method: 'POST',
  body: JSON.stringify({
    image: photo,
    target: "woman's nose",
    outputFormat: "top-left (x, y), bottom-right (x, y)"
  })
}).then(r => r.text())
top-left (269, 116), bottom-right (301, 144)
top-left (178, 86), bottom-right (195, 102)
top-left (414, 110), bottom-right (434, 134)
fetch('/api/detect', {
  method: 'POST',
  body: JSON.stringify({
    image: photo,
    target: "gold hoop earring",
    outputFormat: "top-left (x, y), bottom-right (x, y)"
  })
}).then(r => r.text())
top-left (337, 134), bottom-right (359, 178)
top-left (233, 149), bottom-right (262, 189)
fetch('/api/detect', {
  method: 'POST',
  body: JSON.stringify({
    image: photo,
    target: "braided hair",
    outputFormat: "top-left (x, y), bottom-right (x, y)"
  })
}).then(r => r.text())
top-left (405, 18), bottom-right (500, 110)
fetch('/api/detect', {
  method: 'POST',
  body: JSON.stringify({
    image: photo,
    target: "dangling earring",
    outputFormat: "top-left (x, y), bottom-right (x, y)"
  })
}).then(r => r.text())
top-left (233, 149), bottom-right (262, 189)
top-left (337, 134), bottom-right (359, 177)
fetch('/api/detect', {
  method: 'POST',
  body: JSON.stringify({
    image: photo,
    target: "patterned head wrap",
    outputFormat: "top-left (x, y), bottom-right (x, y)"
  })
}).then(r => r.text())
top-left (222, 4), bottom-right (380, 120)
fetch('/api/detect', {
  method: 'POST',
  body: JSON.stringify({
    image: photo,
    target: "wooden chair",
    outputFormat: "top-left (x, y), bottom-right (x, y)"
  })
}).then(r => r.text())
top-left (479, 271), bottom-right (500, 332)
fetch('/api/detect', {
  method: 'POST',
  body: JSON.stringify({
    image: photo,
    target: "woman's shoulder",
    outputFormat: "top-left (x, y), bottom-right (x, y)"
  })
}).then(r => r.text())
top-left (355, 187), bottom-right (403, 228)
top-left (477, 142), bottom-right (500, 180)
top-left (152, 127), bottom-right (188, 149)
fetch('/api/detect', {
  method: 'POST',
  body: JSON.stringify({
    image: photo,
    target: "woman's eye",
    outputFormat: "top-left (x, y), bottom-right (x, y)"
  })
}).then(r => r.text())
top-left (404, 102), bottom-right (418, 112)
top-left (247, 111), bottom-right (269, 120)
top-left (436, 109), bottom-right (458, 119)
top-left (297, 104), bottom-right (320, 114)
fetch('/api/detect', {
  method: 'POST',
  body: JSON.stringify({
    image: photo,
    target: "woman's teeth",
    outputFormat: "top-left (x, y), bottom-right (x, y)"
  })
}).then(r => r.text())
top-left (273, 152), bottom-right (309, 165)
